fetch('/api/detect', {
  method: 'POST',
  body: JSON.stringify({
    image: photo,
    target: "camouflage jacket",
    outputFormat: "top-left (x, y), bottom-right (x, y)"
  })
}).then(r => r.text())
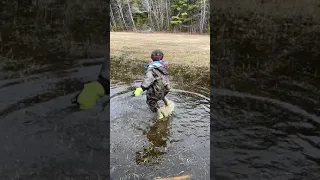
top-left (141, 61), bottom-right (170, 97)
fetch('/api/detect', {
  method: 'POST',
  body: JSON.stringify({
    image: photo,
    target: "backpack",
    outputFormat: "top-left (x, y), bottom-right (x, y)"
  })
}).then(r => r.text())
top-left (152, 69), bottom-right (167, 98)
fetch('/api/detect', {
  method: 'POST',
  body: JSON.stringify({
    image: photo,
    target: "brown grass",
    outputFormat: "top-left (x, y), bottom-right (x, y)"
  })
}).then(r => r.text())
top-left (111, 55), bottom-right (210, 93)
top-left (110, 32), bottom-right (210, 68)
top-left (0, 0), bottom-right (108, 78)
top-left (212, 0), bottom-right (320, 90)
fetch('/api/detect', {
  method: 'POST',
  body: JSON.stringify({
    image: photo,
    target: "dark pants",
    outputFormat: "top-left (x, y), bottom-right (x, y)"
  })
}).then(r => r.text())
top-left (147, 98), bottom-right (160, 112)
top-left (146, 88), bottom-right (168, 113)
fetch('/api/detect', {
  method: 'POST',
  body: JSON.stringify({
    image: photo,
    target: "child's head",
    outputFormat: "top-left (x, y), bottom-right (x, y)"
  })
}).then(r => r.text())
top-left (151, 49), bottom-right (164, 61)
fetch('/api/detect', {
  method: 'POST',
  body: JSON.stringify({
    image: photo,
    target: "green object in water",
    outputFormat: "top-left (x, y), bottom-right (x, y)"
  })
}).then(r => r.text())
top-left (77, 81), bottom-right (105, 109)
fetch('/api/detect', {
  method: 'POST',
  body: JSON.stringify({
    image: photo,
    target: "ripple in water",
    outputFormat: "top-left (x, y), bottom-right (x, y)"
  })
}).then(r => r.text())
top-left (211, 88), bottom-right (320, 180)
top-left (110, 83), bottom-right (210, 180)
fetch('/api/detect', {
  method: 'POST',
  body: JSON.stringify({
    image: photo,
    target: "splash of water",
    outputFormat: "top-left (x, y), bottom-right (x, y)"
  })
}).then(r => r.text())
top-left (159, 100), bottom-right (175, 118)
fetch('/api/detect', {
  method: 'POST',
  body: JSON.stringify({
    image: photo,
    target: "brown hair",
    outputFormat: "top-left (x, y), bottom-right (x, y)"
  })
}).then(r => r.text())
top-left (151, 49), bottom-right (164, 61)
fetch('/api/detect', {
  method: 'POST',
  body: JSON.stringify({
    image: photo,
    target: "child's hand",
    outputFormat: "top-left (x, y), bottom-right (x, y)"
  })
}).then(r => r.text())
top-left (133, 87), bottom-right (143, 96)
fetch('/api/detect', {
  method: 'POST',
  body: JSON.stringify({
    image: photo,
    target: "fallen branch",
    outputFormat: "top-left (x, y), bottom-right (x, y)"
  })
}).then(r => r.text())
top-left (154, 175), bottom-right (192, 180)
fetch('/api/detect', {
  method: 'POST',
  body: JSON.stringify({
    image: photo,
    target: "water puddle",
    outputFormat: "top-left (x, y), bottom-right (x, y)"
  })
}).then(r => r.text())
top-left (110, 82), bottom-right (210, 179)
top-left (211, 88), bottom-right (320, 180)
top-left (0, 59), bottom-right (210, 179)
top-left (0, 60), bottom-right (110, 179)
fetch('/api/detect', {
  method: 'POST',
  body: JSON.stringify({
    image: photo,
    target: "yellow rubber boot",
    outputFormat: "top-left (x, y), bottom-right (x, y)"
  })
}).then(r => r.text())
top-left (167, 100), bottom-right (173, 106)
top-left (157, 109), bottom-right (164, 120)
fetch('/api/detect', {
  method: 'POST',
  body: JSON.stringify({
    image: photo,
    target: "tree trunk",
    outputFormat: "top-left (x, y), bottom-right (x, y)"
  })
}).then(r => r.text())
top-left (200, 0), bottom-right (205, 34)
top-left (116, 0), bottom-right (128, 31)
top-left (146, 0), bottom-right (155, 30)
top-left (126, 0), bottom-right (136, 31)
top-left (165, 0), bottom-right (169, 30)
top-left (110, 4), bottom-right (117, 30)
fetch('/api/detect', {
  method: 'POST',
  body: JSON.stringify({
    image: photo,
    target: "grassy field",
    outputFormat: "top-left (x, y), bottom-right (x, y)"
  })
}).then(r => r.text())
top-left (110, 32), bottom-right (210, 68)
top-left (110, 32), bottom-right (210, 92)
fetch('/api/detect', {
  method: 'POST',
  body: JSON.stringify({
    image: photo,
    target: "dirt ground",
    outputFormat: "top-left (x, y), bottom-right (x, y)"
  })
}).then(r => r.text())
top-left (110, 32), bottom-right (210, 68)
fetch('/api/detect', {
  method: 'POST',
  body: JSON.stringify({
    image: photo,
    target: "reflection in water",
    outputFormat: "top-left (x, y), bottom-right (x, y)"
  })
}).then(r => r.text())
top-left (136, 116), bottom-right (172, 166)
top-left (0, 62), bottom-right (110, 179)
top-left (0, 59), bottom-right (209, 179)
top-left (211, 87), bottom-right (320, 180)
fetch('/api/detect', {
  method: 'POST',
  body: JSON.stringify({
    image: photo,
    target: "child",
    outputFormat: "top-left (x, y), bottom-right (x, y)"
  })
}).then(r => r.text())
top-left (74, 56), bottom-right (110, 109)
top-left (133, 49), bottom-right (172, 119)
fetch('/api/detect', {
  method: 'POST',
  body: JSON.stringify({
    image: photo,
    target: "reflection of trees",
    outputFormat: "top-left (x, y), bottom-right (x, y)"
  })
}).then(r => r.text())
top-left (135, 117), bottom-right (172, 166)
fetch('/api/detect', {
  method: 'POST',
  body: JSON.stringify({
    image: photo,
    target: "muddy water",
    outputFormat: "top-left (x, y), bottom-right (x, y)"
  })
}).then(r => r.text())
top-left (0, 58), bottom-right (210, 179)
top-left (0, 59), bottom-right (110, 179)
top-left (110, 82), bottom-right (210, 180)
top-left (211, 85), bottom-right (320, 179)
top-left (3, 55), bottom-right (318, 180)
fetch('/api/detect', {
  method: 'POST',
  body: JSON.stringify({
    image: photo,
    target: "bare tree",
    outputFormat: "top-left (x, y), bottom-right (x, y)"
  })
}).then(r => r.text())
top-left (110, 3), bottom-right (118, 30)
top-left (116, 0), bottom-right (128, 30)
top-left (126, 0), bottom-right (136, 31)
top-left (110, 0), bottom-right (210, 33)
